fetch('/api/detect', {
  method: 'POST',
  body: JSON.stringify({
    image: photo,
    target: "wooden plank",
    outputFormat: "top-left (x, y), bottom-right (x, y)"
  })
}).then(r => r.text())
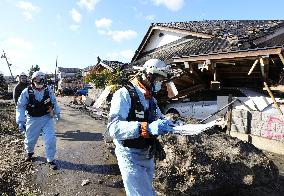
top-left (278, 53), bottom-right (284, 66)
top-left (248, 59), bottom-right (259, 75)
top-left (263, 82), bottom-right (283, 115)
top-left (268, 85), bottom-right (284, 92)
top-left (173, 48), bottom-right (282, 63)
top-left (259, 57), bottom-right (269, 82)
top-left (227, 94), bottom-right (233, 135)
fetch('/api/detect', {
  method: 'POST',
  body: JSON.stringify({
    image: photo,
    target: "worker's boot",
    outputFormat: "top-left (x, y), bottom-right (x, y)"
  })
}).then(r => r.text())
top-left (47, 161), bottom-right (58, 170)
top-left (25, 152), bottom-right (34, 162)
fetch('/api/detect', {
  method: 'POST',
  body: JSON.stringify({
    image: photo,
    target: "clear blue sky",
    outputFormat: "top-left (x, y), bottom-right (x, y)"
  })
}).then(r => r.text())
top-left (0, 0), bottom-right (283, 76)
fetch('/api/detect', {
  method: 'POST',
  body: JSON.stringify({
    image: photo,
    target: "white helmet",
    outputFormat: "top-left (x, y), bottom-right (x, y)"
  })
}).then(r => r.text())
top-left (32, 71), bottom-right (45, 80)
top-left (19, 72), bottom-right (27, 77)
top-left (143, 59), bottom-right (170, 78)
top-left (31, 71), bottom-right (45, 89)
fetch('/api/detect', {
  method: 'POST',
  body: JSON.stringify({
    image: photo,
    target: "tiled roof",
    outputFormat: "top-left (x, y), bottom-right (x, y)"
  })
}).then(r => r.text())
top-left (58, 67), bottom-right (82, 73)
top-left (83, 65), bottom-right (95, 72)
top-left (153, 20), bottom-right (284, 41)
top-left (132, 37), bottom-right (232, 66)
top-left (257, 33), bottom-right (284, 48)
top-left (101, 60), bottom-right (125, 70)
top-left (132, 20), bottom-right (284, 66)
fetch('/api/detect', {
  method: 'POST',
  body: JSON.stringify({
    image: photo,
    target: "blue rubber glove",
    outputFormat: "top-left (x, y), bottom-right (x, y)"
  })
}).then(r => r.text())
top-left (18, 122), bottom-right (26, 133)
top-left (148, 119), bottom-right (174, 136)
top-left (56, 113), bottom-right (61, 121)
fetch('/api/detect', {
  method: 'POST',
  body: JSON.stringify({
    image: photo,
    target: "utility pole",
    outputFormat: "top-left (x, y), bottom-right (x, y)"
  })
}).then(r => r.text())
top-left (54, 56), bottom-right (58, 91)
top-left (1, 50), bottom-right (14, 81)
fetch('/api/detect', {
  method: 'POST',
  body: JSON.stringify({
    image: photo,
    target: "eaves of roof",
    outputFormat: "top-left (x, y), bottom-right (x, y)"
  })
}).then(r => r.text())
top-left (172, 46), bottom-right (284, 63)
top-left (131, 24), bottom-right (215, 63)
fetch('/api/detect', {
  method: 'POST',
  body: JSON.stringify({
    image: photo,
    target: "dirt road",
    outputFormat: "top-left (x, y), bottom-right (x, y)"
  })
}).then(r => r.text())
top-left (31, 97), bottom-right (125, 196)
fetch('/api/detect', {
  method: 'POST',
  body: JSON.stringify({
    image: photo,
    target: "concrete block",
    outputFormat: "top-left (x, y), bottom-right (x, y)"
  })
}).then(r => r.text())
top-left (232, 109), bottom-right (249, 119)
top-left (250, 111), bottom-right (262, 121)
top-left (231, 124), bottom-right (248, 134)
top-left (251, 120), bottom-right (266, 131)
top-left (232, 117), bottom-right (248, 127)
top-left (260, 130), bottom-right (284, 142)
top-left (250, 127), bottom-right (261, 136)
top-left (229, 132), bottom-right (284, 155)
top-left (274, 124), bottom-right (284, 133)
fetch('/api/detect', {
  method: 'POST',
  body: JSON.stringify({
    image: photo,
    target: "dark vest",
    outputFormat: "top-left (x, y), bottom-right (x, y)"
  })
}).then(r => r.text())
top-left (121, 83), bottom-right (157, 149)
top-left (26, 86), bottom-right (53, 117)
top-left (14, 82), bottom-right (29, 104)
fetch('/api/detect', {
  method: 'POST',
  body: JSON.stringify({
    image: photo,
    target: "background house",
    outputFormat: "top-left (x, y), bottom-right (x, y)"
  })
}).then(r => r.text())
top-left (57, 67), bottom-right (82, 80)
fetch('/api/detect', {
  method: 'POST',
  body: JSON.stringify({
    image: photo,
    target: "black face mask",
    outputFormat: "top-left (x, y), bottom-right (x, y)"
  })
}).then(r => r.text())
top-left (33, 78), bottom-right (45, 88)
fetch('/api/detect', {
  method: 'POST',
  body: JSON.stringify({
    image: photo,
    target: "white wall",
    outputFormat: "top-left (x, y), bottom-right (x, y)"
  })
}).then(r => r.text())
top-left (143, 29), bottom-right (188, 52)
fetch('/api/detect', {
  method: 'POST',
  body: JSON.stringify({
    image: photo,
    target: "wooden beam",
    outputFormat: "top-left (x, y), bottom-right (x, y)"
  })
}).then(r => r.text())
top-left (259, 58), bottom-right (265, 79)
top-left (278, 53), bottom-right (284, 66)
top-left (266, 85), bottom-right (284, 93)
top-left (173, 48), bottom-right (282, 63)
top-left (263, 82), bottom-right (283, 115)
top-left (227, 94), bottom-right (233, 135)
top-left (248, 59), bottom-right (259, 75)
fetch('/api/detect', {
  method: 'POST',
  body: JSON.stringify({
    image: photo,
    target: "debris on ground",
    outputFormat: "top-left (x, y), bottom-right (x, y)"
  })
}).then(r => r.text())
top-left (0, 92), bottom-right (13, 100)
top-left (81, 179), bottom-right (90, 186)
top-left (154, 127), bottom-right (281, 196)
top-left (0, 101), bottom-right (38, 195)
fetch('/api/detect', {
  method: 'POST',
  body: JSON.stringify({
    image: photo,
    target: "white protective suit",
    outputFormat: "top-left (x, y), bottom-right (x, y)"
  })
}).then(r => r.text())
top-left (16, 85), bottom-right (60, 162)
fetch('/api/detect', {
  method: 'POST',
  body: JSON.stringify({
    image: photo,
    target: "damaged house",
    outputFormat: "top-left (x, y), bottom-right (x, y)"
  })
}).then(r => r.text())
top-left (132, 20), bottom-right (284, 94)
top-left (131, 20), bottom-right (284, 152)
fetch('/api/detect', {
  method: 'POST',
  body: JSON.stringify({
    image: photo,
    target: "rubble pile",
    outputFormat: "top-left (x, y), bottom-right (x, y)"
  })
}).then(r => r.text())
top-left (0, 92), bottom-right (13, 100)
top-left (154, 127), bottom-right (279, 195)
top-left (0, 101), bottom-right (37, 195)
top-left (0, 102), bottom-right (17, 134)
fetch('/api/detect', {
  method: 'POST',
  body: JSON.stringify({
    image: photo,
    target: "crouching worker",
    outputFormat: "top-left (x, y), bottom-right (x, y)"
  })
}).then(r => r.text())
top-left (16, 71), bottom-right (61, 170)
top-left (107, 59), bottom-right (174, 196)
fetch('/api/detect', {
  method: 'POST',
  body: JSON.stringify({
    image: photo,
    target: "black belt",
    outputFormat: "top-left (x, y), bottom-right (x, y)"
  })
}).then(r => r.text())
top-left (122, 137), bottom-right (155, 149)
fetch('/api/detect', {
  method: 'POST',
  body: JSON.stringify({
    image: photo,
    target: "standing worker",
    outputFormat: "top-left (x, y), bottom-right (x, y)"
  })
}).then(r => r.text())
top-left (13, 72), bottom-right (29, 104)
top-left (16, 71), bottom-right (61, 170)
top-left (107, 59), bottom-right (174, 195)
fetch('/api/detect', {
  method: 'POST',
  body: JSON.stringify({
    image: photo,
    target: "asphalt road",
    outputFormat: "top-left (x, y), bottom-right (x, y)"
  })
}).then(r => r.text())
top-left (32, 97), bottom-right (125, 196)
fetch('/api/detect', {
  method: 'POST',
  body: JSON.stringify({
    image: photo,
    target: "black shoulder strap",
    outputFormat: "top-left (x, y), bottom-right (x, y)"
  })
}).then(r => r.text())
top-left (43, 85), bottom-right (49, 98)
top-left (125, 83), bottom-right (144, 121)
top-left (28, 86), bottom-right (35, 105)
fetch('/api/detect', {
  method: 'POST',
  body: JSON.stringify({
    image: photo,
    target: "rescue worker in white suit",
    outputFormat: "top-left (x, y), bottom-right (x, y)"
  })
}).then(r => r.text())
top-left (16, 71), bottom-right (60, 170)
top-left (107, 59), bottom-right (174, 196)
